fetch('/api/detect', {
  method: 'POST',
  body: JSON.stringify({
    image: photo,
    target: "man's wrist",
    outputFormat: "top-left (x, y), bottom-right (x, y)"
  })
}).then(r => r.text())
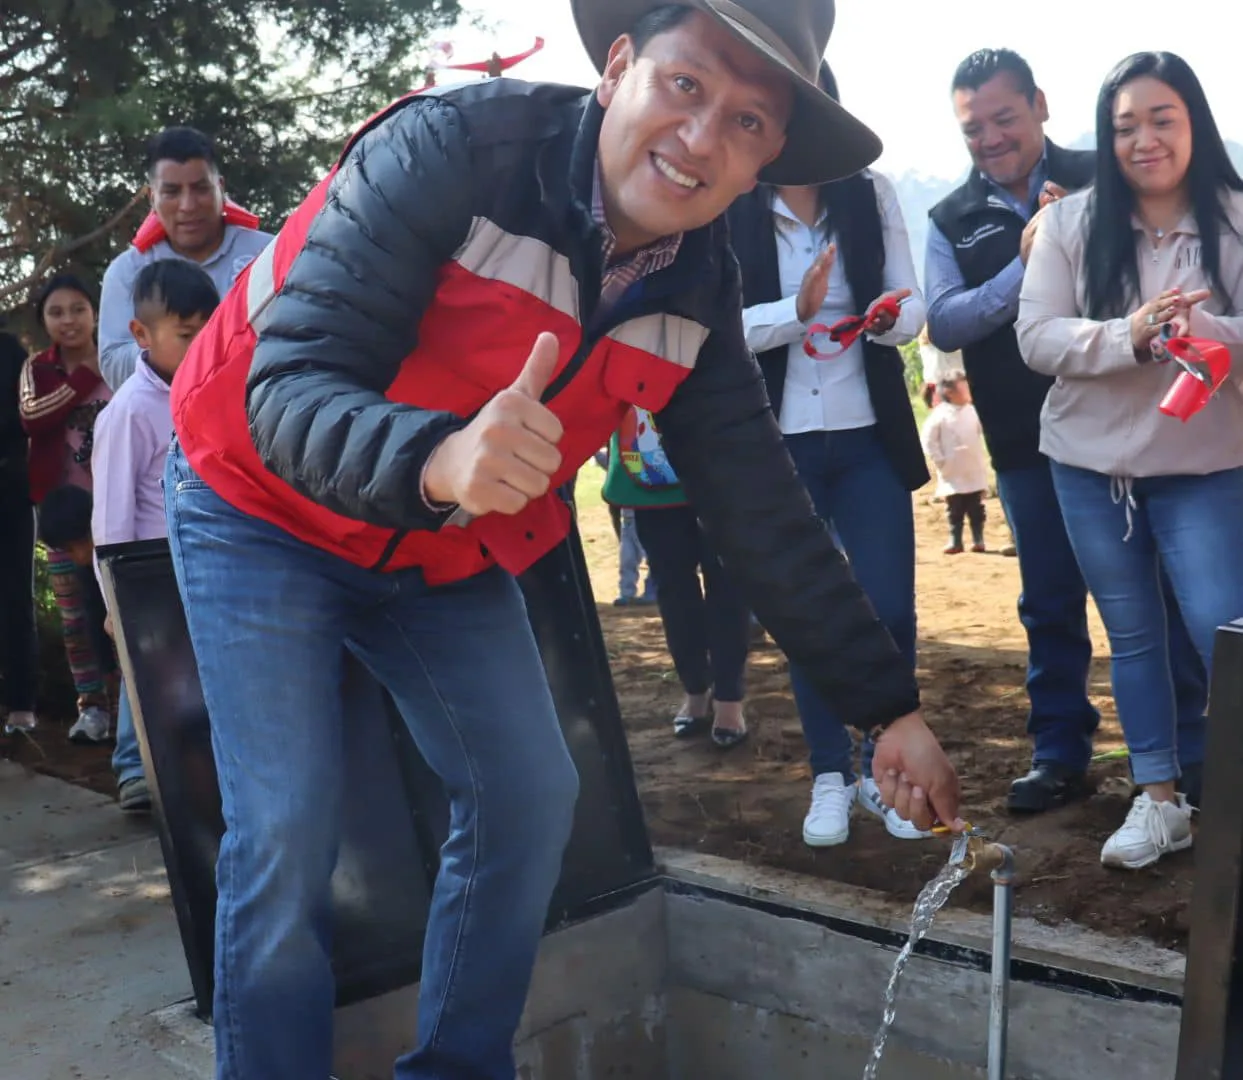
top-left (420, 441), bottom-right (458, 512)
top-left (867, 704), bottom-right (923, 742)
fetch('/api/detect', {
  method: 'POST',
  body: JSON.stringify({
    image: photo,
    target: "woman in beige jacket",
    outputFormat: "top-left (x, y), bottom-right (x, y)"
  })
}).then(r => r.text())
top-left (1017, 51), bottom-right (1243, 872)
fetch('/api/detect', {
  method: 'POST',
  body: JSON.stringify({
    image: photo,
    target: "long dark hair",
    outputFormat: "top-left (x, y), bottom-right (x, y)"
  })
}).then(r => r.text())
top-left (1084, 52), bottom-right (1243, 318)
top-left (33, 273), bottom-right (96, 328)
top-left (758, 63), bottom-right (884, 306)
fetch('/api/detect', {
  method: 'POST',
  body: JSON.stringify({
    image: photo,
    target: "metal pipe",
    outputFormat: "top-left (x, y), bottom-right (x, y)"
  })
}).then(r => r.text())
top-left (988, 845), bottom-right (1016, 1080)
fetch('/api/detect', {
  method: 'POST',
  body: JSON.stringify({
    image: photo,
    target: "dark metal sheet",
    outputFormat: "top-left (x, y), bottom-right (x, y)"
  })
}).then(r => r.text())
top-left (1176, 619), bottom-right (1243, 1080)
top-left (97, 528), bottom-right (654, 1018)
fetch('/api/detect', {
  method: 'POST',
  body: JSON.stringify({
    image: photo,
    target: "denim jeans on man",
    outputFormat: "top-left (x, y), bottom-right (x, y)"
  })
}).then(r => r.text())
top-left (633, 505), bottom-right (749, 701)
top-left (783, 426), bottom-right (916, 783)
top-left (994, 459), bottom-right (1100, 772)
top-left (164, 442), bottom-right (579, 1080)
top-left (618, 508), bottom-right (655, 601)
top-left (1050, 462), bottom-right (1243, 786)
top-left (112, 680), bottom-right (144, 785)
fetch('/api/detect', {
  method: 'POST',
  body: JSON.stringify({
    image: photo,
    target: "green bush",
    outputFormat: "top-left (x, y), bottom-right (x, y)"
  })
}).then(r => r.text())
top-left (34, 545), bottom-right (57, 625)
top-left (32, 545), bottom-right (78, 717)
top-left (899, 339), bottom-right (924, 399)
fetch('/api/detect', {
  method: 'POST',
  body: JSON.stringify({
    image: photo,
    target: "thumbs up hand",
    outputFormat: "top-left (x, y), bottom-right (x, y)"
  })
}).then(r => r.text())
top-left (422, 332), bottom-right (565, 516)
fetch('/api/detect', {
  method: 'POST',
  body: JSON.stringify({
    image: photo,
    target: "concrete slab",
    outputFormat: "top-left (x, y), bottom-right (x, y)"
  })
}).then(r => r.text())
top-left (658, 848), bottom-right (1186, 994)
top-left (0, 760), bottom-right (148, 871)
top-left (0, 763), bottom-right (196, 1080)
top-left (0, 760), bottom-right (1192, 1080)
top-left (666, 985), bottom-right (981, 1080)
top-left (664, 888), bottom-right (1180, 1080)
top-left (150, 885), bottom-right (670, 1079)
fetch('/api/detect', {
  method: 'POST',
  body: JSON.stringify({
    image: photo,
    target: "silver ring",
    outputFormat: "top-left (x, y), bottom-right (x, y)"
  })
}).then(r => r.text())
top-left (1147, 313), bottom-right (1157, 326)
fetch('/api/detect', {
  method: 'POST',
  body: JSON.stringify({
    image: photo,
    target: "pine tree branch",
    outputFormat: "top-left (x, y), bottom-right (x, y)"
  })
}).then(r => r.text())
top-left (0, 188), bottom-right (146, 303)
top-left (0, 26), bottom-right (50, 71)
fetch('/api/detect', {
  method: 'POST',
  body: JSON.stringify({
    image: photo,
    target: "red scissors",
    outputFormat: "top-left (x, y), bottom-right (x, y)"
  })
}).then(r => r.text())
top-left (803, 294), bottom-right (908, 361)
top-left (1152, 329), bottom-right (1231, 421)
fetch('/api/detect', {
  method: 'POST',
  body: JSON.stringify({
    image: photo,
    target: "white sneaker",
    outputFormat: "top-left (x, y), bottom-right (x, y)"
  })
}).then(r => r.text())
top-left (69, 706), bottom-right (112, 744)
top-left (1101, 792), bottom-right (1193, 870)
top-left (803, 772), bottom-right (857, 847)
top-left (858, 778), bottom-right (934, 840)
top-left (3, 710), bottom-right (37, 734)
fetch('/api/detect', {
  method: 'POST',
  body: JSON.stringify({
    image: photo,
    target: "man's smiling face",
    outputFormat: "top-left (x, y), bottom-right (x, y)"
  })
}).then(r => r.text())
top-left (596, 9), bottom-right (793, 255)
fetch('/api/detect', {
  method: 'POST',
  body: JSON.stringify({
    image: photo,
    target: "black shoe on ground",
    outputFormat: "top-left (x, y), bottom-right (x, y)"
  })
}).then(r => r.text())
top-left (118, 776), bottom-right (153, 814)
top-left (1008, 762), bottom-right (1089, 813)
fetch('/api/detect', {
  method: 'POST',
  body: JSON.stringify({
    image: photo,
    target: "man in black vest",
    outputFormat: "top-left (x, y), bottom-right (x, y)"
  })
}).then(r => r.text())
top-left (925, 49), bottom-right (1098, 814)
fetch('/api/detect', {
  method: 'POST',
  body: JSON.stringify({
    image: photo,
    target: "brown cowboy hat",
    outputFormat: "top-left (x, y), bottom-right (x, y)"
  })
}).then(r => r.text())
top-left (570, 0), bottom-right (881, 186)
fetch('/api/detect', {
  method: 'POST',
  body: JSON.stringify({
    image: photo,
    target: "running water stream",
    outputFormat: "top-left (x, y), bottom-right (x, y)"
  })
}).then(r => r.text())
top-left (861, 849), bottom-right (972, 1080)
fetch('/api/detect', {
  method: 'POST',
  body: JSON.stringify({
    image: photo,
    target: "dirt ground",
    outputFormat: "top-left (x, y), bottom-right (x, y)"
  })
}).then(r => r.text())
top-left (2, 630), bottom-right (118, 795)
top-left (4, 475), bottom-right (1194, 952)
top-left (576, 479), bottom-right (1195, 952)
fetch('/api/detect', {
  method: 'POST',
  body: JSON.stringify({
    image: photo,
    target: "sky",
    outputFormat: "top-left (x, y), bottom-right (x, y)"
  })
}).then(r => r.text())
top-left (447, 0), bottom-right (1243, 180)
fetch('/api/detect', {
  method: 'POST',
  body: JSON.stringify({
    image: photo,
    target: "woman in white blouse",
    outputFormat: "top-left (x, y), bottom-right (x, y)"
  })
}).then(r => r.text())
top-left (1017, 51), bottom-right (1243, 870)
top-left (727, 63), bottom-right (929, 850)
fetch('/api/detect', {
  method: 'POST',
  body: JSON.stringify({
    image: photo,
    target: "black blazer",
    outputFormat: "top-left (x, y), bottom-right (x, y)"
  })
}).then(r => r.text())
top-left (727, 181), bottom-right (929, 492)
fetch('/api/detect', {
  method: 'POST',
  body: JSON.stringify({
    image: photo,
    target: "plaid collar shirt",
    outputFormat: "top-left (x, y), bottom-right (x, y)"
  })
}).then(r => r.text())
top-left (591, 159), bottom-right (683, 312)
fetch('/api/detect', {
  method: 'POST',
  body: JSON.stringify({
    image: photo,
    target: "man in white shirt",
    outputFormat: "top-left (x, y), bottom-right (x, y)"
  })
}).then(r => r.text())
top-left (98, 127), bottom-right (272, 390)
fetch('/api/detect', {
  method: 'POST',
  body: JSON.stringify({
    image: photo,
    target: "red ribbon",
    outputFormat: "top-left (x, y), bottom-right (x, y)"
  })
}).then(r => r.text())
top-left (440, 37), bottom-right (544, 74)
top-left (803, 295), bottom-right (903, 361)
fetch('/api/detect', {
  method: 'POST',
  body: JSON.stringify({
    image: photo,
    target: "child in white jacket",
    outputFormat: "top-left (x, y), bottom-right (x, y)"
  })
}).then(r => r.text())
top-left (921, 371), bottom-right (990, 554)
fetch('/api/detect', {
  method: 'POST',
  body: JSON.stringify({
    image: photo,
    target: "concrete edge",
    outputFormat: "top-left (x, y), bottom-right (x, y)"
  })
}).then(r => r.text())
top-left (655, 847), bottom-right (1186, 996)
top-left (141, 1001), bottom-right (213, 1079)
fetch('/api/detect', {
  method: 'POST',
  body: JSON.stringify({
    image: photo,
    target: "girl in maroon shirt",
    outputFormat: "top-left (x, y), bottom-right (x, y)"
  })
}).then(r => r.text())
top-left (17, 275), bottom-right (115, 742)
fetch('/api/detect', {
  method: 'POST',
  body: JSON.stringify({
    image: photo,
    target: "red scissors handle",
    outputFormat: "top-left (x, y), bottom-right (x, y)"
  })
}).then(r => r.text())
top-left (1155, 332), bottom-right (1227, 384)
top-left (1153, 333), bottom-right (1231, 422)
top-left (803, 295), bottom-right (904, 361)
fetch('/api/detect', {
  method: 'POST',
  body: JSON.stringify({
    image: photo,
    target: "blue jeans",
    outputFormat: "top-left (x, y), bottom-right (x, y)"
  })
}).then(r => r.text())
top-left (112, 679), bottom-right (145, 785)
top-left (164, 444), bottom-right (579, 1080)
top-left (784, 427), bottom-right (916, 784)
top-left (995, 461), bottom-right (1100, 772)
top-left (618, 508), bottom-right (654, 600)
top-left (1050, 462), bottom-right (1243, 785)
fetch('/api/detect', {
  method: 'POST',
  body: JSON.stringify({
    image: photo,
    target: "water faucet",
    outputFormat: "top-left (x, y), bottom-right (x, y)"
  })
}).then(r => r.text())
top-left (963, 835), bottom-right (1015, 879)
top-left (942, 826), bottom-right (1013, 877)
top-left (940, 826), bottom-right (1016, 1080)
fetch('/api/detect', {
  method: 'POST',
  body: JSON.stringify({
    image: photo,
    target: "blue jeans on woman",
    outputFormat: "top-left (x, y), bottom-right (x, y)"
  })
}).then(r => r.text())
top-left (784, 426), bottom-right (916, 783)
top-left (164, 443), bottom-right (579, 1080)
top-left (1050, 462), bottom-right (1243, 786)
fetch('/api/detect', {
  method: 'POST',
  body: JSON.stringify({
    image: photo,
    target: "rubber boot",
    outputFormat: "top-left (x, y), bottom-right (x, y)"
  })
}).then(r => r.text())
top-left (970, 520), bottom-right (986, 554)
top-left (944, 523), bottom-right (964, 555)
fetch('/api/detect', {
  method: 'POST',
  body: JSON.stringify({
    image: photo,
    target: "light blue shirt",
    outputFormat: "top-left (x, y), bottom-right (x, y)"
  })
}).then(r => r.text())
top-left (98, 224), bottom-right (273, 390)
top-left (923, 158), bottom-right (1048, 354)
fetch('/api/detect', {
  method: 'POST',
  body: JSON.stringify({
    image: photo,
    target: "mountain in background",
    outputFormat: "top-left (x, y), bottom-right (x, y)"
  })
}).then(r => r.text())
top-left (891, 137), bottom-right (1243, 287)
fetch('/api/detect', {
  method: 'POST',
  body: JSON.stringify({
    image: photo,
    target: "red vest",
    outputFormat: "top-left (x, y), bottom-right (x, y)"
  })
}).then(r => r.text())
top-left (172, 98), bottom-right (706, 584)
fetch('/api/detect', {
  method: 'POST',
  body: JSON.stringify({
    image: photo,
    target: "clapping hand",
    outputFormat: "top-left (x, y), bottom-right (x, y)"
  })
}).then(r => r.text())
top-left (1130, 288), bottom-right (1212, 359)
top-left (796, 243), bottom-right (836, 323)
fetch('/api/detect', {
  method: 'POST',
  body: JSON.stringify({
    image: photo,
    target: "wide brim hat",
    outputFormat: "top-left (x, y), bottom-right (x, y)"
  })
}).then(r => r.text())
top-left (570, 0), bottom-right (882, 186)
